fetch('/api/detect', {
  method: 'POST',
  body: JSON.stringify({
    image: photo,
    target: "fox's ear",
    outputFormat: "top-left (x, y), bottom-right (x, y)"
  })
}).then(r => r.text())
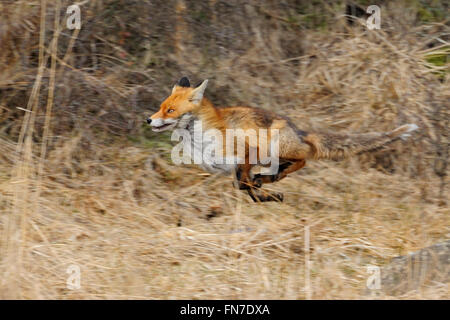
top-left (178, 76), bottom-right (191, 87)
top-left (172, 76), bottom-right (191, 94)
top-left (190, 79), bottom-right (208, 105)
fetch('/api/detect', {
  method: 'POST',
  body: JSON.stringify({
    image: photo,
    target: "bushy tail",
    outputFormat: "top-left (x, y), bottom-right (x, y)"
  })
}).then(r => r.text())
top-left (304, 124), bottom-right (419, 161)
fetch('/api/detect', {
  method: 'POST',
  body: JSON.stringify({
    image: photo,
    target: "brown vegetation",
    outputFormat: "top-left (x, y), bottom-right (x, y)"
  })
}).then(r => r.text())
top-left (0, 0), bottom-right (448, 299)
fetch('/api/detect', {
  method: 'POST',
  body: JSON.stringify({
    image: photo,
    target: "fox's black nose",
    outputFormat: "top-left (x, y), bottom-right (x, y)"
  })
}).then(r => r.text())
top-left (146, 118), bottom-right (152, 124)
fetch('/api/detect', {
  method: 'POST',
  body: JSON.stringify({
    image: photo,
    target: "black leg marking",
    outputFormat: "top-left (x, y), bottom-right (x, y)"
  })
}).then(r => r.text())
top-left (235, 166), bottom-right (252, 190)
top-left (252, 161), bottom-right (292, 185)
top-left (247, 189), bottom-right (258, 202)
top-left (279, 161), bottom-right (293, 172)
top-left (238, 182), bottom-right (251, 190)
top-left (246, 189), bottom-right (284, 202)
top-left (235, 167), bottom-right (242, 181)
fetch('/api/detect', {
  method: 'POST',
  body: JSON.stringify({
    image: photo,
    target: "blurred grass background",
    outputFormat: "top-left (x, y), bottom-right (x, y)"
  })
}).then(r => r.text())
top-left (0, 0), bottom-right (448, 299)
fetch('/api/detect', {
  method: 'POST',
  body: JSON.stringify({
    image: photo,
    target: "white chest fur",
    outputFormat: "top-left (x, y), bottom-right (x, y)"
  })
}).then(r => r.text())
top-left (172, 114), bottom-right (279, 176)
top-left (186, 120), bottom-right (239, 175)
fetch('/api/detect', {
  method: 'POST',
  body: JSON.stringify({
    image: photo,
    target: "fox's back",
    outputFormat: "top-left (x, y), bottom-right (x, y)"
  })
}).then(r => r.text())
top-left (218, 105), bottom-right (290, 131)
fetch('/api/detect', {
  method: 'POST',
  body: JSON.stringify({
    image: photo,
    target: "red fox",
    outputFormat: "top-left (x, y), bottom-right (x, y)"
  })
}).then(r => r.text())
top-left (147, 77), bottom-right (419, 202)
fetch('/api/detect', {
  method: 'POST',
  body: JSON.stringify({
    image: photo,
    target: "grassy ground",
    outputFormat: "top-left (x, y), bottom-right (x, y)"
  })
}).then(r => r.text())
top-left (0, 0), bottom-right (448, 299)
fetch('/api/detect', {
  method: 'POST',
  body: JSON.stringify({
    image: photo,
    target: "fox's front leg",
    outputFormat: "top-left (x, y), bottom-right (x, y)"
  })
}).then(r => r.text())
top-left (233, 163), bottom-right (254, 190)
top-left (233, 164), bottom-right (284, 202)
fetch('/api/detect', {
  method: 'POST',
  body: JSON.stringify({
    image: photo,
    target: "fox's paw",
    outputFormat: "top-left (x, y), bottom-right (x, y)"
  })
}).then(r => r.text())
top-left (270, 192), bottom-right (284, 202)
top-left (247, 189), bottom-right (283, 202)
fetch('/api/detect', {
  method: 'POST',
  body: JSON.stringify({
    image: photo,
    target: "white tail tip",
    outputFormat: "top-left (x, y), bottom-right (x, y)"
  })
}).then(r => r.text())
top-left (400, 123), bottom-right (419, 140)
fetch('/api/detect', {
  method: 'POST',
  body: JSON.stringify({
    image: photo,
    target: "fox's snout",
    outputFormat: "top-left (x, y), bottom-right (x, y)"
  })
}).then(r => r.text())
top-left (146, 116), bottom-right (178, 132)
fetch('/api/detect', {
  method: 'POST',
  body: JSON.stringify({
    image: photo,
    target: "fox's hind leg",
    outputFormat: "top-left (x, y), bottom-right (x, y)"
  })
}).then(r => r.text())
top-left (252, 159), bottom-right (306, 187)
top-left (233, 164), bottom-right (283, 202)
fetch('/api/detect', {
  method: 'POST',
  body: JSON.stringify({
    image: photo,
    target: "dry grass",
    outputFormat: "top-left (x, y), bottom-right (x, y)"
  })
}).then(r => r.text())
top-left (0, 0), bottom-right (448, 299)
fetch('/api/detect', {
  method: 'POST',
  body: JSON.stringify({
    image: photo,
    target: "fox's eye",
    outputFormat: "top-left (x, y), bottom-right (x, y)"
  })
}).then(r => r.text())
top-left (167, 109), bottom-right (175, 113)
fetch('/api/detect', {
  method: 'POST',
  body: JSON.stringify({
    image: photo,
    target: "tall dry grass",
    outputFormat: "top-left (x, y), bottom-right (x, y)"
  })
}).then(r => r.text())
top-left (0, 0), bottom-right (448, 299)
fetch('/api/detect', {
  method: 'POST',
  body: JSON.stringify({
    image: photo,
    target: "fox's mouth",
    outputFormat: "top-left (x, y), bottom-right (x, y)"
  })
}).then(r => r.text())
top-left (151, 121), bottom-right (177, 132)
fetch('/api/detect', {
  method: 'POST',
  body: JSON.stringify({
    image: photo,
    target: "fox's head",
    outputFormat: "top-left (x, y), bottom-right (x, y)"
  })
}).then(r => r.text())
top-left (147, 77), bottom-right (208, 132)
